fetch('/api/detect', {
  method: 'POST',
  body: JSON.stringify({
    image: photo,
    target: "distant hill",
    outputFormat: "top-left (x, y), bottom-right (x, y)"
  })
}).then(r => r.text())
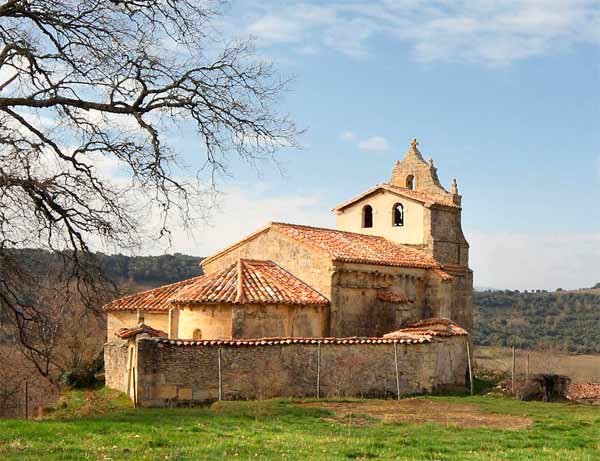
top-left (12, 248), bottom-right (203, 289)
top-left (474, 289), bottom-right (600, 354)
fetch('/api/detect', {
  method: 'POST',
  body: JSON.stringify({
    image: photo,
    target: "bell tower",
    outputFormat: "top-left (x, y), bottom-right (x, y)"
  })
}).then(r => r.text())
top-left (387, 140), bottom-right (468, 267)
top-left (333, 138), bottom-right (473, 331)
top-left (390, 139), bottom-right (461, 207)
top-left (334, 139), bottom-right (469, 267)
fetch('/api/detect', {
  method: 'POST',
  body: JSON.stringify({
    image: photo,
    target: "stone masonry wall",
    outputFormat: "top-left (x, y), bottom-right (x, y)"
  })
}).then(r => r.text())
top-left (131, 336), bottom-right (467, 407)
top-left (107, 311), bottom-right (169, 339)
top-left (104, 340), bottom-right (130, 394)
top-left (330, 263), bottom-right (427, 337)
top-left (427, 207), bottom-right (470, 267)
top-left (389, 146), bottom-right (451, 199)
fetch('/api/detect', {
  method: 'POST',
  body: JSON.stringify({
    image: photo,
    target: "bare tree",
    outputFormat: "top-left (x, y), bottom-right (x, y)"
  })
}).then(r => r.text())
top-left (0, 0), bottom-right (298, 376)
top-left (9, 272), bottom-right (107, 382)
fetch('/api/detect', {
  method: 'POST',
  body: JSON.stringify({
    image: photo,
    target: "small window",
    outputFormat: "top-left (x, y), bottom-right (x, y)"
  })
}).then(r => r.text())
top-left (406, 175), bottom-right (415, 190)
top-left (393, 203), bottom-right (404, 227)
top-left (362, 205), bottom-right (373, 228)
top-left (192, 329), bottom-right (202, 340)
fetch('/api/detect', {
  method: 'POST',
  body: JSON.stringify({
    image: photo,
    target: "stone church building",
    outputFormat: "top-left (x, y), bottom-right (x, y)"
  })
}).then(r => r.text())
top-left (104, 140), bottom-right (473, 405)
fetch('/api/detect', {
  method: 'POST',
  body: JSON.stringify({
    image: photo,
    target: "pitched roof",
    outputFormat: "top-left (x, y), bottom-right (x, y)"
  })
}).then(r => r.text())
top-left (115, 323), bottom-right (167, 339)
top-left (376, 290), bottom-right (414, 304)
top-left (102, 276), bottom-right (203, 312)
top-left (271, 222), bottom-right (439, 269)
top-left (333, 183), bottom-right (461, 211)
top-left (384, 318), bottom-right (469, 338)
top-left (170, 259), bottom-right (329, 306)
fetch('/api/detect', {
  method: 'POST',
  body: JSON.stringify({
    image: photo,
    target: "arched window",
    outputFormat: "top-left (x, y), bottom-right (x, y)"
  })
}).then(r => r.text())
top-left (192, 328), bottom-right (202, 340)
top-left (362, 205), bottom-right (373, 228)
top-left (406, 175), bottom-right (415, 190)
top-left (393, 203), bottom-right (404, 227)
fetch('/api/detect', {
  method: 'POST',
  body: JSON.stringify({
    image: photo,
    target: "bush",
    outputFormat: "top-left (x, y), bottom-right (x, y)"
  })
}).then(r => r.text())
top-left (60, 353), bottom-right (104, 388)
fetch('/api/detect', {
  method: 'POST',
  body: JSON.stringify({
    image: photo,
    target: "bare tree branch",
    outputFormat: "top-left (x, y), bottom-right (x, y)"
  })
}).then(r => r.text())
top-left (0, 0), bottom-right (299, 378)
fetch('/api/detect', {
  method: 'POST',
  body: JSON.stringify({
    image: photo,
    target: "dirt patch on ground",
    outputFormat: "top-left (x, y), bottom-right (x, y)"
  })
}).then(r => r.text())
top-left (300, 399), bottom-right (531, 429)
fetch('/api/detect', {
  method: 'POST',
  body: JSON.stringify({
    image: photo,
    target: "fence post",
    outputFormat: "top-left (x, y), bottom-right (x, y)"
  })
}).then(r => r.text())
top-left (132, 369), bottom-right (137, 407)
top-left (393, 342), bottom-right (400, 400)
top-left (217, 348), bottom-right (222, 401)
top-left (316, 343), bottom-right (321, 399)
top-left (526, 353), bottom-right (530, 381)
top-left (24, 380), bottom-right (28, 420)
top-left (466, 339), bottom-right (474, 396)
top-left (512, 346), bottom-right (516, 395)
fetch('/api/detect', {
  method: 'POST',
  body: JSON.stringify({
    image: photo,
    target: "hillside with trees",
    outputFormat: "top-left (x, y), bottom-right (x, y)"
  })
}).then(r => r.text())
top-left (474, 289), bottom-right (600, 353)
top-left (11, 249), bottom-right (203, 288)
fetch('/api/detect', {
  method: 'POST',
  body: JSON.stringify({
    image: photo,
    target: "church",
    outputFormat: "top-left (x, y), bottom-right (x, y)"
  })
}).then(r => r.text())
top-left (103, 139), bottom-right (473, 342)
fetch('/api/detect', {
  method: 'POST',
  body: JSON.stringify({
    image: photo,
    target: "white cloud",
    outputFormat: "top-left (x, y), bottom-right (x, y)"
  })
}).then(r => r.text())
top-left (297, 45), bottom-right (319, 56)
top-left (340, 131), bottom-right (391, 152)
top-left (246, 4), bottom-right (336, 44)
top-left (240, 1), bottom-right (600, 64)
top-left (358, 136), bottom-right (390, 152)
top-left (339, 130), bottom-right (356, 141)
top-left (468, 230), bottom-right (600, 290)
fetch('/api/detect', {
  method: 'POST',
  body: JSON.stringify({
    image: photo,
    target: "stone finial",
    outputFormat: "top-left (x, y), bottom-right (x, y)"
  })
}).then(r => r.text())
top-left (452, 178), bottom-right (459, 195)
top-left (428, 157), bottom-right (434, 167)
top-left (410, 138), bottom-right (419, 149)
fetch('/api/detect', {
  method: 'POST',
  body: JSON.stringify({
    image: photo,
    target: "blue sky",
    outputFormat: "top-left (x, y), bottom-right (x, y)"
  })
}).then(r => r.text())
top-left (149, 1), bottom-right (600, 290)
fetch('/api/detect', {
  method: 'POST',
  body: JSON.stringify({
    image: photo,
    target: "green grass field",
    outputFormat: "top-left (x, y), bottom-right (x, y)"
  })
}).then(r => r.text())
top-left (1, 388), bottom-right (600, 460)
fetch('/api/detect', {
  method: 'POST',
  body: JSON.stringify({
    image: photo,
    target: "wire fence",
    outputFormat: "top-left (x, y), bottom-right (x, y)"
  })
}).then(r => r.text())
top-left (3, 346), bottom-right (598, 417)
top-left (0, 380), bottom-right (59, 419)
top-left (475, 345), bottom-right (600, 392)
top-left (474, 346), bottom-right (600, 398)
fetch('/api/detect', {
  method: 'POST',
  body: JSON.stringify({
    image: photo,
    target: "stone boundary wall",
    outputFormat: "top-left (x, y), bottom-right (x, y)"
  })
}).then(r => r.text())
top-left (119, 336), bottom-right (467, 407)
top-left (104, 340), bottom-right (130, 394)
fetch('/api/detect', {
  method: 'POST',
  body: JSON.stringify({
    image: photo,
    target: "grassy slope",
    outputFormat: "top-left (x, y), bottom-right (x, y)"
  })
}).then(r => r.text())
top-left (1, 389), bottom-right (600, 460)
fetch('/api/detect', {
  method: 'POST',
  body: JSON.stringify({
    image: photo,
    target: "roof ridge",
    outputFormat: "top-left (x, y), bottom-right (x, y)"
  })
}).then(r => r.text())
top-left (272, 221), bottom-right (390, 238)
top-left (235, 258), bottom-right (245, 303)
top-left (334, 183), bottom-right (460, 212)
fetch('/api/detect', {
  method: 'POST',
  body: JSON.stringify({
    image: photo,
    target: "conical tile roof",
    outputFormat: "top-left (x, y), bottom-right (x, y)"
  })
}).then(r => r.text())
top-left (170, 259), bottom-right (329, 306)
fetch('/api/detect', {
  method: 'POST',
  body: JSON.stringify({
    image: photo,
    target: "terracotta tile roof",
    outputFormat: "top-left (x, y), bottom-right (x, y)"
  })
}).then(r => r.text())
top-left (384, 318), bottom-right (469, 338)
top-left (333, 183), bottom-right (461, 211)
top-left (431, 268), bottom-right (454, 281)
top-left (271, 223), bottom-right (439, 269)
top-left (384, 184), bottom-right (461, 209)
top-left (103, 276), bottom-right (203, 312)
top-left (170, 259), bottom-right (329, 306)
top-left (151, 335), bottom-right (432, 347)
top-left (376, 290), bottom-right (414, 304)
top-left (568, 383), bottom-right (600, 401)
top-left (441, 263), bottom-right (470, 275)
top-left (115, 323), bottom-right (167, 339)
